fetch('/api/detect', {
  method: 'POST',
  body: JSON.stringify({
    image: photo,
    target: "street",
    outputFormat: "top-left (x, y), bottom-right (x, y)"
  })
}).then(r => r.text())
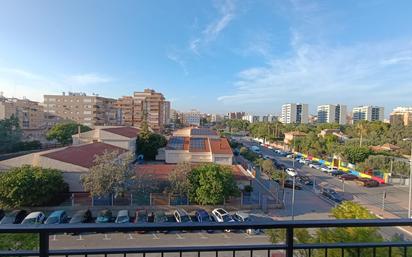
top-left (235, 137), bottom-right (412, 240)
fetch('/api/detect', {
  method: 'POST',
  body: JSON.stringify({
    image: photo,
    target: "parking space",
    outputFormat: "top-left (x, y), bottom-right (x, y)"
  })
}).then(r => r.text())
top-left (50, 231), bottom-right (271, 249)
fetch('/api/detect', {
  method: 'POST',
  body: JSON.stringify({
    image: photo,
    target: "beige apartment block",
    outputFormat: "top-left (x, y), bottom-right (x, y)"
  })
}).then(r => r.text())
top-left (0, 96), bottom-right (45, 129)
top-left (43, 92), bottom-right (120, 127)
top-left (116, 89), bottom-right (168, 132)
top-left (390, 107), bottom-right (412, 126)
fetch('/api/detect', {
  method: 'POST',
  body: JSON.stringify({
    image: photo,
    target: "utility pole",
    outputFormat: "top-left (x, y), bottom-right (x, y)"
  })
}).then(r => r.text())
top-left (342, 179), bottom-right (345, 193)
top-left (291, 175), bottom-right (296, 220)
top-left (382, 190), bottom-right (386, 211)
top-left (404, 138), bottom-right (412, 218)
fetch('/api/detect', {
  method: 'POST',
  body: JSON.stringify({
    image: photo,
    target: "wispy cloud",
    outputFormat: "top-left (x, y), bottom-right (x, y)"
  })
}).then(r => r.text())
top-left (166, 50), bottom-right (188, 75)
top-left (189, 0), bottom-right (236, 54)
top-left (218, 39), bottom-right (412, 107)
top-left (66, 73), bottom-right (112, 85)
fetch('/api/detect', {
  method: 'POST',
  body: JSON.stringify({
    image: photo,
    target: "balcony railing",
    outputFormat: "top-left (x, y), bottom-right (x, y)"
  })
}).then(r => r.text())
top-left (1, 219), bottom-right (412, 257)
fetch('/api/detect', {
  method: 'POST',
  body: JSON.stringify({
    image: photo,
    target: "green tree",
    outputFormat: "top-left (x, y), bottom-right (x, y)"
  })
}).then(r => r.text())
top-left (46, 122), bottom-right (91, 145)
top-left (341, 146), bottom-right (372, 164)
top-left (0, 165), bottom-right (69, 208)
top-left (188, 163), bottom-right (239, 205)
top-left (135, 121), bottom-right (167, 160)
top-left (0, 115), bottom-right (22, 154)
top-left (0, 234), bottom-right (38, 251)
top-left (81, 151), bottom-right (134, 197)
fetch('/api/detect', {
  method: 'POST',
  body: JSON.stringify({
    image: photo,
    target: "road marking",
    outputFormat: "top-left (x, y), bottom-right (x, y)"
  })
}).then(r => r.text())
top-left (152, 233), bottom-right (160, 239)
top-left (103, 234), bottom-right (111, 240)
top-left (76, 235), bottom-right (84, 241)
top-left (176, 233), bottom-right (184, 239)
top-left (127, 233), bottom-right (134, 240)
top-left (198, 232), bottom-right (208, 239)
top-left (51, 235), bottom-right (57, 241)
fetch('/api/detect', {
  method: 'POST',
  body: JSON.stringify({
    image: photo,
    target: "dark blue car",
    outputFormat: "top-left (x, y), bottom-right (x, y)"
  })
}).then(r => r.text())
top-left (195, 209), bottom-right (214, 233)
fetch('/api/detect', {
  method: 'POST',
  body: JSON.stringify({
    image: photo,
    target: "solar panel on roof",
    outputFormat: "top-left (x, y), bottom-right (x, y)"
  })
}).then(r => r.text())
top-left (191, 128), bottom-right (215, 136)
top-left (168, 137), bottom-right (184, 150)
top-left (190, 138), bottom-right (205, 150)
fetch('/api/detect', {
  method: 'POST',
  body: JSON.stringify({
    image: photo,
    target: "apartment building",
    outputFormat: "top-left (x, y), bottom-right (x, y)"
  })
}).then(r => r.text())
top-left (281, 103), bottom-right (308, 124)
top-left (182, 110), bottom-right (201, 126)
top-left (389, 107), bottom-right (412, 126)
top-left (0, 96), bottom-right (48, 141)
top-left (242, 114), bottom-right (260, 123)
top-left (211, 114), bottom-right (223, 122)
top-left (317, 104), bottom-right (347, 125)
top-left (227, 112), bottom-right (245, 120)
top-left (163, 101), bottom-right (171, 125)
top-left (116, 89), bottom-right (166, 132)
top-left (43, 92), bottom-right (120, 127)
top-left (352, 105), bottom-right (384, 123)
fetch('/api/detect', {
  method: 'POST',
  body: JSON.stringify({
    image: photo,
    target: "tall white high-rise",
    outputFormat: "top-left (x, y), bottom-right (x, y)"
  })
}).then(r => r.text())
top-left (317, 104), bottom-right (347, 125)
top-left (352, 106), bottom-right (384, 123)
top-left (281, 103), bottom-right (308, 124)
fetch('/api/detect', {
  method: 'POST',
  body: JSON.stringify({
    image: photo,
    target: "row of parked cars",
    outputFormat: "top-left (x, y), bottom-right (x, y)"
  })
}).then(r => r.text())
top-left (296, 157), bottom-right (380, 188)
top-left (0, 208), bottom-right (262, 234)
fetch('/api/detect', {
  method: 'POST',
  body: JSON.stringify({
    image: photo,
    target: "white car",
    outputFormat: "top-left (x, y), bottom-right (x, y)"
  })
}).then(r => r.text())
top-left (298, 159), bottom-right (309, 165)
top-left (232, 212), bottom-right (260, 235)
top-left (21, 212), bottom-right (46, 224)
top-left (286, 154), bottom-right (294, 158)
top-left (322, 167), bottom-right (338, 174)
top-left (286, 168), bottom-right (297, 177)
top-left (309, 163), bottom-right (320, 169)
top-left (212, 208), bottom-right (235, 232)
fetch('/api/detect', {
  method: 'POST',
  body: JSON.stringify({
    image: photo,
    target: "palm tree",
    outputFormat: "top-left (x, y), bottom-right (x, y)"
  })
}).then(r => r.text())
top-left (356, 121), bottom-right (368, 147)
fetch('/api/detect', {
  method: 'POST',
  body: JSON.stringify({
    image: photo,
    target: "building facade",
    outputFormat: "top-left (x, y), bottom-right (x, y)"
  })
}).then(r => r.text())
top-left (352, 106), bottom-right (384, 123)
top-left (389, 107), bottom-right (412, 126)
top-left (43, 92), bottom-right (120, 127)
top-left (227, 112), bottom-right (245, 120)
top-left (116, 89), bottom-right (167, 132)
top-left (182, 110), bottom-right (201, 126)
top-left (242, 114), bottom-right (260, 123)
top-left (281, 103), bottom-right (308, 124)
top-left (317, 104), bottom-right (347, 125)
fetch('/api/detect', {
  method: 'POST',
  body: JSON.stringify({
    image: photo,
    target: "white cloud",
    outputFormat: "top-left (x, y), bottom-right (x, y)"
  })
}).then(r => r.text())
top-left (189, 0), bottom-right (236, 54)
top-left (66, 73), bottom-right (112, 85)
top-left (218, 39), bottom-right (412, 107)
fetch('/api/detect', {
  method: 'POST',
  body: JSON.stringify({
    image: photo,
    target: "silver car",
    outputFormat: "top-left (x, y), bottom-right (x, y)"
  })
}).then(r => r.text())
top-left (232, 212), bottom-right (260, 235)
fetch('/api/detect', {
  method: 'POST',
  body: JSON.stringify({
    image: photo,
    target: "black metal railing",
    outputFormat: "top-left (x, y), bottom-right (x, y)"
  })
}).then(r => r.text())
top-left (1, 219), bottom-right (412, 257)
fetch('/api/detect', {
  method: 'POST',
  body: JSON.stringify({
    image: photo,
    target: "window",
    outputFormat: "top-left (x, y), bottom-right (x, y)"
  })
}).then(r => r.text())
top-left (83, 98), bottom-right (92, 103)
top-left (84, 111), bottom-right (92, 114)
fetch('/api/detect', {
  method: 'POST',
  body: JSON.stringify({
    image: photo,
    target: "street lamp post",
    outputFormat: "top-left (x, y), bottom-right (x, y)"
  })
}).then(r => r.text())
top-left (291, 175), bottom-right (296, 220)
top-left (403, 138), bottom-right (412, 219)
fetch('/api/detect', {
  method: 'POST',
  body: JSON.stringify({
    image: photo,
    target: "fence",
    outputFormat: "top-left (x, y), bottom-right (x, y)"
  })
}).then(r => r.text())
top-left (63, 192), bottom-right (260, 209)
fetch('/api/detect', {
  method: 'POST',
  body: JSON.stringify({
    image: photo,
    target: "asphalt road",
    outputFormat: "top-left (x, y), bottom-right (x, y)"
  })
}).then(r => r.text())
top-left (234, 137), bottom-right (412, 240)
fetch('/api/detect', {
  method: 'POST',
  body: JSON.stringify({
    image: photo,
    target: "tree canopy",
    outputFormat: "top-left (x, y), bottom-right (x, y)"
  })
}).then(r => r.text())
top-left (188, 164), bottom-right (239, 205)
top-left (46, 122), bottom-right (91, 145)
top-left (135, 121), bottom-right (167, 160)
top-left (81, 151), bottom-right (134, 197)
top-left (0, 165), bottom-right (69, 208)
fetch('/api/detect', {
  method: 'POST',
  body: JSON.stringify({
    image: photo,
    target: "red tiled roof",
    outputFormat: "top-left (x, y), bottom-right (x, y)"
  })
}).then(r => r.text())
top-left (209, 138), bottom-right (232, 155)
top-left (42, 142), bottom-right (127, 168)
top-left (102, 127), bottom-right (139, 138)
top-left (134, 164), bottom-right (251, 181)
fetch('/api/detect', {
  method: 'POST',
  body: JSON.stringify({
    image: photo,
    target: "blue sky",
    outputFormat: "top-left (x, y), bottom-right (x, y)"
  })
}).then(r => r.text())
top-left (0, 0), bottom-right (412, 116)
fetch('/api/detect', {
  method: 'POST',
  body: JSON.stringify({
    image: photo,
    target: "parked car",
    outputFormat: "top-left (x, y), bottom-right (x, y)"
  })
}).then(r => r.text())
top-left (0, 210), bottom-right (27, 224)
top-left (322, 188), bottom-right (343, 203)
top-left (284, 179), bottom-right (302, 190)
top-left (134, 209), bottom-right (148, 234)
top-left (330, 170), bottom-right (346, 177)
top-left (232, 212), bottom-right (260, 235)
top-left (195, 209), bottom-right (215, 233)
top-left (22, 212), bottom-right (46, 224)
top-left (173, 209), bottom-right (192, 223)
top-left (286, 154), bottom-right (294, 158)
top-left (297, 175), bottom-right (313, 185)
top-left (322, 167), bottom-right (338, 174)
top-left (212, 208), bottom-right (235, 232)
top-left (339, 174), bottom-right (358, 181)
top-left (96, 209), bottom-right (112, 223)
top-left (298, 158), bottom-right (309, 165)
top-left (45, 210), bottom-right (69, 224)
top-left (69, 210), bottom-right (93, 224)
top-left (309, 162), bottom-right (321, 169)
top-left (356, 178), bottom-right (379, 187)
top-left (154, 211), bottom-right (170, 233)
top-left (115, 210), bottom-right (130, 224)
